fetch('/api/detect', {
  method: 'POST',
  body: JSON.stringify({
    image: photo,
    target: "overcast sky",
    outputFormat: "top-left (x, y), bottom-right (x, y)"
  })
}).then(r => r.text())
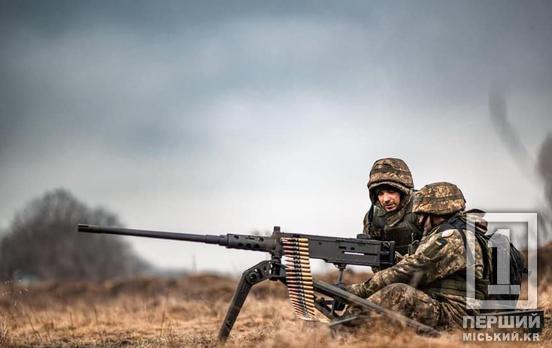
top-left (1, 0), bottom-right (551, 273)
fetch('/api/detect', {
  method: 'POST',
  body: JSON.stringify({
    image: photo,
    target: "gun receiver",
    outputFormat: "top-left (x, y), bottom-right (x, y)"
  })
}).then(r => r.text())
top-left (78, 224), bottom-right (439, 341)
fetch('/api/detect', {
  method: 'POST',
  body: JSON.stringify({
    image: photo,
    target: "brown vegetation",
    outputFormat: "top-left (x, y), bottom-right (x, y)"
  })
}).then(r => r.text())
top-left (1, 272), bottom-right (551, 348)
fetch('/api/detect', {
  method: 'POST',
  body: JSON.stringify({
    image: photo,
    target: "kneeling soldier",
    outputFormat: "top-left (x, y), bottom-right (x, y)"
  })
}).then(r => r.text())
top-left (349, 182), bottom-right (490, 329)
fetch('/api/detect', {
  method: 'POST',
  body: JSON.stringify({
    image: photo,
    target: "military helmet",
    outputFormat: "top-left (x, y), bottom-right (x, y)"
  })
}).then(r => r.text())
top-left (412, 182), bottom-right (466, 215)
top-left (367, 158), bottom-right (414, 197)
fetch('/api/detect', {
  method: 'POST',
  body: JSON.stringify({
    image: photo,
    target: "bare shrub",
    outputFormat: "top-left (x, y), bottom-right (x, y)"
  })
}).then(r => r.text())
top-left (0, 188), bottom-right (149, 281)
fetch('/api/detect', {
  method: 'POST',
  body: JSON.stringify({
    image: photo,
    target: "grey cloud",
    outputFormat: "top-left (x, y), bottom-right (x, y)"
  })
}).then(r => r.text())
top-left (1, 0), bottom-right (551, 269)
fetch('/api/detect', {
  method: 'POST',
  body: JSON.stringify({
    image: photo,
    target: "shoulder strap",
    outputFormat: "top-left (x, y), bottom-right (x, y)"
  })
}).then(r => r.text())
top-left (437, 218), bottom-right (491, 281)
top-left (368, 204), bottom-right (374, 227)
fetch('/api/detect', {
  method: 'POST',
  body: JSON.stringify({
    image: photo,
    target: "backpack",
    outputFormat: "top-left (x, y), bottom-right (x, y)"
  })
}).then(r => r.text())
top-left (447, 213), bottom-right (526, 307)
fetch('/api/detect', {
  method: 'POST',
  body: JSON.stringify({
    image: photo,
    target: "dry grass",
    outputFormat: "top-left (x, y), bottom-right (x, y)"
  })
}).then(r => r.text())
top-left (0, 272), bottom-right (550, 348)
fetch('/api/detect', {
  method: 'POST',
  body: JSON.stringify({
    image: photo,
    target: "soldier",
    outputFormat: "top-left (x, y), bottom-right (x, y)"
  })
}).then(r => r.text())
top-left (349, 182), bottom-right (491, 329)
top-left (363, 158), bottom-right (423, 256)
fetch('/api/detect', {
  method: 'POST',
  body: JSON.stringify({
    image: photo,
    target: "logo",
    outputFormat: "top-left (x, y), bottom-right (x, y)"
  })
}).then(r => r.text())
top-left (462, 311), bottom-right (543, 342)
top-left (464, 213), bottom-right (538, 311)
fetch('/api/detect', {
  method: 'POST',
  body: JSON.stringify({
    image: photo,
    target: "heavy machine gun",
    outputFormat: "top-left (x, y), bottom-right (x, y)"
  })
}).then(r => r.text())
top-left (78, 224), bottom-right (440, 340)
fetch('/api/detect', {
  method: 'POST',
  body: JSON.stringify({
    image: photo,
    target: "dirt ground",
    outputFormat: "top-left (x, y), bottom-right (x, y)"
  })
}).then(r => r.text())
top-left (0, 271), bottom-right (551, 348)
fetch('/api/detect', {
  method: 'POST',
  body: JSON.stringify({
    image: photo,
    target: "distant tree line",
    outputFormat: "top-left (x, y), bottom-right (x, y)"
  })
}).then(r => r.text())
top-left (0, 188), bottom-right (150, 281)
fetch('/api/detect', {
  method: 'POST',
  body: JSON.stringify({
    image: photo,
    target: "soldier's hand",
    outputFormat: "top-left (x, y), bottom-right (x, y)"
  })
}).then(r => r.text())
top-left (395, 251), bottom-right (405, 262)
top-left (332, 299), bottom-right (347, 311)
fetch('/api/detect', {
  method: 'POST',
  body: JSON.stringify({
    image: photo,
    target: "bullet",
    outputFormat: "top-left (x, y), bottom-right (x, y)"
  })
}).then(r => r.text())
top-left (284, 258), bottom-right (310, 263)
top-left (289, 298), bottom-right (315, 305)
top-left (286, 270), bottom-right (312, 273)
top-left (288, 289), bottom-right (314, 295)
top-left (286, 266), bottom-right (311, 270)
top-left (284, 260), bottom-right (311, 266)
top-left (284, 255), bottom-right (310, 260)
top-left (290, 287), bottom-right (306, 291)
top-left (292, 305), bottom-right (315, 316)
top-left (286, 271), bottom-right (313, 276)
top-left (287, 281), bottom-right (314, 284)
top-left (290, 303), bottom-right (311, 311)
top-left (283, 252), bottom-right (310, 257)
top-left (286, 279), bottom-right (313, 284)
top-left (286, 279), bottom-right (314, 283)
top-left (285, 269), bottom-right (313, 274)
top-left (290, 306), bottom-right (312, 315)
top-left (289, 301), bottom-right (315, 311)
top-left (284, 260), bottom-right (310, 264)
top-left (286, 268), bottom-right (312, 272)
top-left (288, 293), bottom-right (315, 300)
top-left (287, 286), bottom-right (314, 292)
top-left (282, 237), bottom-right (309, 242)
top-left (288, 291), bottom-right (315, 298)
top-left (283, 255), bottom-right (310, 259)
top-left (288, 288), bottom-right (314, 293)
top-left (288, 288), bottom-right (314, 295)
top-left (290, 303), bottom-right (308, 311)
top-left (289, 296), bottom-right (315, 303)
top-left (282, 251), bottom-right (310, 256)
top-left (286, 275), bottom-right (313, 279)
top-left (282, 246), bottom-right (309, 251)
top-left (288, 290), bottom-right (314, 296)
top-left (283, 253), bottom-right (309, 257)
top-left (283, 248), bottom-right (309, 252)
top-left (290, 306), bottom-right (315, 314)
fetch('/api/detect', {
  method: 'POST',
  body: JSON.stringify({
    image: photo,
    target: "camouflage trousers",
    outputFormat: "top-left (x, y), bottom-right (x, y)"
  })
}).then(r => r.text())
top-left (366, 283), bottom-right (442, 328)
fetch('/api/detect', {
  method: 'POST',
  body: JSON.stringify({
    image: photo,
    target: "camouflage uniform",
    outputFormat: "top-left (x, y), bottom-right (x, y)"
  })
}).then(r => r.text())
top-left (363, 158), bottom-right (422, 255)
top-left (350, 182), bottom-right (490, 329)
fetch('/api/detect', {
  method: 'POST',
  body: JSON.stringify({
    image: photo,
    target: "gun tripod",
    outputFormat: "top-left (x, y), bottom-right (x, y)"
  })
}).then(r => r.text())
top-left (217, 258), bottom-right (440, 342)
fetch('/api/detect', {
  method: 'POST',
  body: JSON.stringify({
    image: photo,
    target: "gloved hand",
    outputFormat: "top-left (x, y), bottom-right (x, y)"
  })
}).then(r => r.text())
top-left (332, 299), bottom-right (347, 311)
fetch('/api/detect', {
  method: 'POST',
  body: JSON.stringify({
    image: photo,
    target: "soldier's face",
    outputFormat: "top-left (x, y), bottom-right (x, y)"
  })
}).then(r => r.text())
top-left (418, 214), bottom-right (446, 233)
top-left (418, 214), bottom-right (432, 233)
top-left (377, 189), bottom-right (401, 212)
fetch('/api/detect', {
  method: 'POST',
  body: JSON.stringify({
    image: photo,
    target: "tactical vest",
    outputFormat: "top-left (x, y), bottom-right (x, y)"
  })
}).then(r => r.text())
top-left (423, 218), bottom-right (491, 301)
top-left (364, 198), bottom-right (423, 255)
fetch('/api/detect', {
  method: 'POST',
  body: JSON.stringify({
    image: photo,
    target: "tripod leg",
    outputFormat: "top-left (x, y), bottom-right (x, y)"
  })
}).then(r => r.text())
top-left (313, 279), bottom-right (440, 337)
top-left (217, 261), bottom-right (272, 342)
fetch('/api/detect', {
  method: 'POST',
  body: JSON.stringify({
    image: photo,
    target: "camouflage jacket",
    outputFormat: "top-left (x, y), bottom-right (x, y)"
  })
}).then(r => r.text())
top-left (361, 214), bottom-right (488, 326)
top-left (362, 194), bottom-right (423, 255)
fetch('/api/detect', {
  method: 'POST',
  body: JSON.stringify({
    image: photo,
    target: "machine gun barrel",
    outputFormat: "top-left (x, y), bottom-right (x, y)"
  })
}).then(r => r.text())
top-left (77, 224), bottom-right (279, 252)
top-left (78, 224), bottom-right (224, 244)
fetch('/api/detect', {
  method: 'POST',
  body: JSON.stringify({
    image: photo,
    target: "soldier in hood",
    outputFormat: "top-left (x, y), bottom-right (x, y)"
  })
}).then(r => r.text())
top-left (363, 158), bottom-right (423, 256)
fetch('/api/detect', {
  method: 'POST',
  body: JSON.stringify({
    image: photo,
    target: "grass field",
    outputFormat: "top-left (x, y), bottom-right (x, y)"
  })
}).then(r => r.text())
top-left (1, 271), bottom-right (551, 347)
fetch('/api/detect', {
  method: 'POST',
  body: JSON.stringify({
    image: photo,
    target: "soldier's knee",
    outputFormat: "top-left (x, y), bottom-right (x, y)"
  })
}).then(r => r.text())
top-left (368, 283), bottom-right (417, 307)
top-left (378, 283), bottom-right (415, 297)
